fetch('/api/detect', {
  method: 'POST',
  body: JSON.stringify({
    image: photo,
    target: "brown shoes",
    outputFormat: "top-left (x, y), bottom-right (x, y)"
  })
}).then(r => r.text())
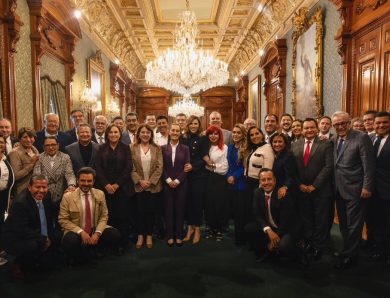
top-left (193, 227), bottom-right (201, 244)
top-left (183, 226), bottom-right (194, 242)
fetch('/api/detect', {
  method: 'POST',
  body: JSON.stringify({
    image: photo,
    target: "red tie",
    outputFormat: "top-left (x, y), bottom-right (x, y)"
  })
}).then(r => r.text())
top-left (265, 194), bottom-right (271, 222)
top-left (84, 192), bottom-right (92, 235)
top-left (303, 140), bottom-right (311, 167)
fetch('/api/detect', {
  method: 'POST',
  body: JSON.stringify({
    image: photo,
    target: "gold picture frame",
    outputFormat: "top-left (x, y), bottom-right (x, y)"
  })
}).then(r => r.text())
top-left (292, 7), bottom-right (323, 119)
top-left (88, 50), bottom-right (106, 114)
top-left (249, 76), bottom-right (261, 126)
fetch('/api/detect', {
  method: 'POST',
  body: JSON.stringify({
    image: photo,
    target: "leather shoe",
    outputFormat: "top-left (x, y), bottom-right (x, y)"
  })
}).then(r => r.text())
top-left (370, 252), bottom-right (383, 262)
top-left (334, 256), bottom-right (357, 270)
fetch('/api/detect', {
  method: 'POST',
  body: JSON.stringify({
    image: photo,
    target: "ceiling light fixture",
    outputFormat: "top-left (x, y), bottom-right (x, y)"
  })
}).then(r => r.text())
top-left (74, 10), bottom-right (82, 19)
top-left (145, 0), bottom-right (229, 98)
top-left (168, 94), bottom-right (204, 117)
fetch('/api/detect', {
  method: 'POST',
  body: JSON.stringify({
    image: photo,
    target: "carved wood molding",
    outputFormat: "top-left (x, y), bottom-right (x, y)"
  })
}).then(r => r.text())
top-left (260, 39), bottom-right (287, 118)
top-left (0, 0), bottom-right (23, 129)
top-left (27, 0), bottom-right (81, 128)
top-left (110, 62), bottom-right (134, 115)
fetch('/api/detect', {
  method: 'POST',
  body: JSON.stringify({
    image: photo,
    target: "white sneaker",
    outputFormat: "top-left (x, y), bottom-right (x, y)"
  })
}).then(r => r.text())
top-left (0, 257), bottom-right (8, 266)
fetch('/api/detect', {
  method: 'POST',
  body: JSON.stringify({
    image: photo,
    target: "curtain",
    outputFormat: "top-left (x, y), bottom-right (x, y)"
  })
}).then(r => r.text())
top-left (52, 81), bottom-right (68, 130)
top-left (40, 77), bottom-right (52, 118)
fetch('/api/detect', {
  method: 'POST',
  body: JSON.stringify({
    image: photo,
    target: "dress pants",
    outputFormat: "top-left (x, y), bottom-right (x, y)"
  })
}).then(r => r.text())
top-left (136, 191), bottom-right (159, 235)
top-left (61, 228), bottom-right (120, 259)
top-left (106, 189), bottom-right (132, 248)
top-left (336, 192), bottom-right (367, 257)
top-left (244, 222), bottom-right (299, 258)
top-left (231, 190), bottom-right (252, 245)
top-left (186, 175), bottom-right (207, 227)
top-left (372, 197), bottom-right (390, 255)
top-left (298, 193), bottom-right (331, 250)
top-left (0, 190), bottom-right (8, 237)
top-left (205, 172), bottom-right (228, 232)
top-left (164, 181), bottom-right (187, 240)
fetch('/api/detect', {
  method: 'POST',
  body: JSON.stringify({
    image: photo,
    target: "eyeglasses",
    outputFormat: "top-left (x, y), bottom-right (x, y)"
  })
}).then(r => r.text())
top-left (44, 144), bottom-right (58, 147)
top-left (333, 121), bottom-right (349, 128)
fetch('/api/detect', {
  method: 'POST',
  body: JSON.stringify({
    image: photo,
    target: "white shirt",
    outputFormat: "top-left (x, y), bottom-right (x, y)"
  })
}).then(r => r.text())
top-left (303, 138), bottom-right (314, 155)
top-left (95, 132), bottom-right (105, 144)
top-left (49, 154), bottom-right (57, 168)
top-left (140, 147), bottom-right (151, 181)
top-left (263, 191), bottom-right (278, 233)
top-left (44, 130), bottom-right (58, 137)
top-left (318, 132), bottom-right (330, 139)
top-left (0, 156), bottom-right (9, 191)
top-left (375, 133), bottom-right (389, 156)
top-left (282, 130), bottom-right (292, 137)
top-left (165, 142), bottom-right (181, 185)
top-left (207, 145), bottom-right (228, 175)
top-left (155, 133), bottom-right (168, 146)
top-left (5, 137), bottom-right (12, 154)
top-left (265, 132), bottom-right (276, 144)
top-left (128, 131), bottom-right (135, 144)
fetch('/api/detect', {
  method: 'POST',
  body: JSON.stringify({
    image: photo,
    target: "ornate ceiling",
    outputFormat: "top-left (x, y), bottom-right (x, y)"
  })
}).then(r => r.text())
top-left (70, 0), bottom-right (316, 83)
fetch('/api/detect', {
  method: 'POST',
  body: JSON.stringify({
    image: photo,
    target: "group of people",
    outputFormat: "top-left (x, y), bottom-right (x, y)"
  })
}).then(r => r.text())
top-left (0, 107), bottom-right (388, 279)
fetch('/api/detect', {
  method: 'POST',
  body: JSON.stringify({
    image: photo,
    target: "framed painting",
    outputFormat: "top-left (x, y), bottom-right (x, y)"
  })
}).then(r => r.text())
top-left (249, 75), bottom-right (261, 126)
top-left (88, 50), bottom-right (106, 114)
top-left (292, 7), bottom-right (323, 119)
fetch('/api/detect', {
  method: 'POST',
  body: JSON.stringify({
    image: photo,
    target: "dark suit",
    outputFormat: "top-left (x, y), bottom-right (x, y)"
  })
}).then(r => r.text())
top-left (292, 137), bottom-right (333, 250)
top-left (65, 141), bottom-right (100, 174)
top-left (161, 143), bottom-right (190, 239)
top-left (35, 129), bottom-right (72, 153)
top-left (0, 159), bottom-right (14, 235)
top-left (66, 127), bottom-right (78, 144)
top-left (370, 134), bottom-right (390, 255)
top-left (1, 190), bottom-right (54, 264)
top-left (332, 129), bottom-right (375, 258)
top-left (245, 189), bottom-right (302, 257)
top-left (121, 131), bottom-right (134, 146)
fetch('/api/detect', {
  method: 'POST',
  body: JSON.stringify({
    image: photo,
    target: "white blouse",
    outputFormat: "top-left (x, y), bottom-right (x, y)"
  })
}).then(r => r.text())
top-left (0, 156), bottom-right (9, 191)
top-left (140, 146), bottom-right (152, 180)
top-left (207, 145), bottom-right (228, 175)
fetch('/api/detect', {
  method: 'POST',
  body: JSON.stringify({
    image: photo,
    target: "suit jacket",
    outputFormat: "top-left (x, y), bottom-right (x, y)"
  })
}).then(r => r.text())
top-left (253, 188), bottom-right (302, 238)
top-left (65, 141), bottom-right (100, 174)
top-left (35, 129), bottom-right (71, 153)
top-left (66, 127), bottom-right (78, 144)
top-left (91, 128), bottom-right (105, 144)
top-left (272, 150), bottom-right (296, 190)
top-left (59, 188), bottom-right (108, 235)
top-left (95, 142), bottom-right (135, 197)
top-left (331, 129), bottom-right (375, 200)
top-left (131, 144), bottom-right (163, 193)
top-left (121, 131), bottom-right (134, 146)
top-left (370, 134), bottom-right (390, 200)
top-left (161, 143), bottom-right (190, 183)
top-left (291, 137), bottom-right (333, 197)
top-left (226, 144), bottom-right (246, 191)
top-left (8, 145), bottom-right (40, 194)
top-left (33, 151), bottom-right (76, 202)
top-left (1, 189), bottom-right (54, 251)
top-left (222, 128), bottom-right (233, 146)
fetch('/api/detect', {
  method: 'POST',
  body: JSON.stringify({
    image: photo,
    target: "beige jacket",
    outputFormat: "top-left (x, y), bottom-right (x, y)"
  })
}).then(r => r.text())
top-left (58, 188), bottom-right (108, 235)
top-left (131, 144), bottom-right (163, 193)
top-left (8, 145), bottom-right (39, 194)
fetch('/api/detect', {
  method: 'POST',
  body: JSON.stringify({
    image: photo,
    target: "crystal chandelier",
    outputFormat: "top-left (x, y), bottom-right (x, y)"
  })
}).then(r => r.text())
top-left (79, 81), bottom-right (97, 113)
top-left (145, 0), bottom-right (229, 97)
top-left (168, 94), bottom-right (204, 117)
top-left (106, 100), bottom-right (120, 120)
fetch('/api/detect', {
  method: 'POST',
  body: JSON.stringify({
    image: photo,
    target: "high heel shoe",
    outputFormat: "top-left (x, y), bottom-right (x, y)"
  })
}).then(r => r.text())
top-left (175, 239), bottom-right (183, 247)
top-left (135, 236), bottom-right (143, 249)
top-left (146, 235), bottom-right (153, 249)
top-left (193, 227), bottom-right (201, 244)
top-left (183, 226), bottom-right (194, 242)
top-left (167, 239), bottom-right (174, 247)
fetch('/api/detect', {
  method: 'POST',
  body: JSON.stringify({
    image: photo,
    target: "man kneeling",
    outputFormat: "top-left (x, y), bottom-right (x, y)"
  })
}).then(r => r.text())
top-left (59, 167), bottom-right (120, 262)
top-left (245, 168), bottom-right (305, 264)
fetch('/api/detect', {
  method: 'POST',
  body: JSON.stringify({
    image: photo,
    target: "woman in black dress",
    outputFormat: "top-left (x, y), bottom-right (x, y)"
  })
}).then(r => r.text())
top-left (95, 124), bottom-right (134, 253)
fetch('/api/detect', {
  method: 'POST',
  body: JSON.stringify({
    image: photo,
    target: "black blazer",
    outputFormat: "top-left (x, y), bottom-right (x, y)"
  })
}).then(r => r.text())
top-left (253, 188), bottom-right (302, 239)
top-left (1, 190), bottom-right (54, 252)
top-left (35, 129), bottom-right (72, 153)
top-left (181, 134), bottom-right (209, 178)
top-left (95, 142), bottom-right (135, 197)
top-left (272, 150), bottom-right (296, 190)
top-left (66, 128), bottom-right (78, 144)
top-left (373, 135), bottom-right (390, 200)
top-left (291, 137), bottom-right (333, 197)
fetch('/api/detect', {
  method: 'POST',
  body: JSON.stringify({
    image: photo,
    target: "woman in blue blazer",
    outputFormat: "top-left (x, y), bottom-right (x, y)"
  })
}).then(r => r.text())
top-left (161, 124), bottom-right (190, 246)
top-left (226, 124), bottom-right (248, 246)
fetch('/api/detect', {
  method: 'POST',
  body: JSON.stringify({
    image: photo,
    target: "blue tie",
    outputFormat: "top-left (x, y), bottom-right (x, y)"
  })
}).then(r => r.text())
top-left (37, 201), bottom-right (48, 237)
top-left (337, 138), bottom-right (345, 157)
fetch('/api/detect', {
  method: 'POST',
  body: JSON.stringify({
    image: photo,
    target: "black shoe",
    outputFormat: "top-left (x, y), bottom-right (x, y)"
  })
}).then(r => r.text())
top-left (116, 246), bottom-right (125, 256)
top-left (313, 248), bottom-right (323, 261)
top-left (370, 252), bottom-right (384, 262)
top-left (334, 256), bottom-right (357, 270)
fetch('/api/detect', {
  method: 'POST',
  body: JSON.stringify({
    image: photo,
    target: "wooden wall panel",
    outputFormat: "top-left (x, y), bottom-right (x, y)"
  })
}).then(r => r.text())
top-left (380, 21), bottom-right (390, 111)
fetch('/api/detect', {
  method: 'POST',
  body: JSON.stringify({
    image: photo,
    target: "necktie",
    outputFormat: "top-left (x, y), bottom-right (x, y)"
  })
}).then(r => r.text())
top-left (265, 194), bottom-right (271, 222)
top-left (98, 136), bottom-right (103, 144)
top-left (37, 201), bottom-right (48, 236)
top-left (84, 192), bottom-right (92, 235)
top-left (373, 136), bottom-right (383, 156)
top-left (337, 138), bottom-right (345, 157)
top-left (303, 140), bottom-right (311, 167)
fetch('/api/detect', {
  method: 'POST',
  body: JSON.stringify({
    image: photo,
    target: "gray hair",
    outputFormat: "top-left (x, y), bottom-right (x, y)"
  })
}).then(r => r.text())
top-left (44, 113), bottom-right (59, 122)
top-left (332, 111), bottom-right (350, 120)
